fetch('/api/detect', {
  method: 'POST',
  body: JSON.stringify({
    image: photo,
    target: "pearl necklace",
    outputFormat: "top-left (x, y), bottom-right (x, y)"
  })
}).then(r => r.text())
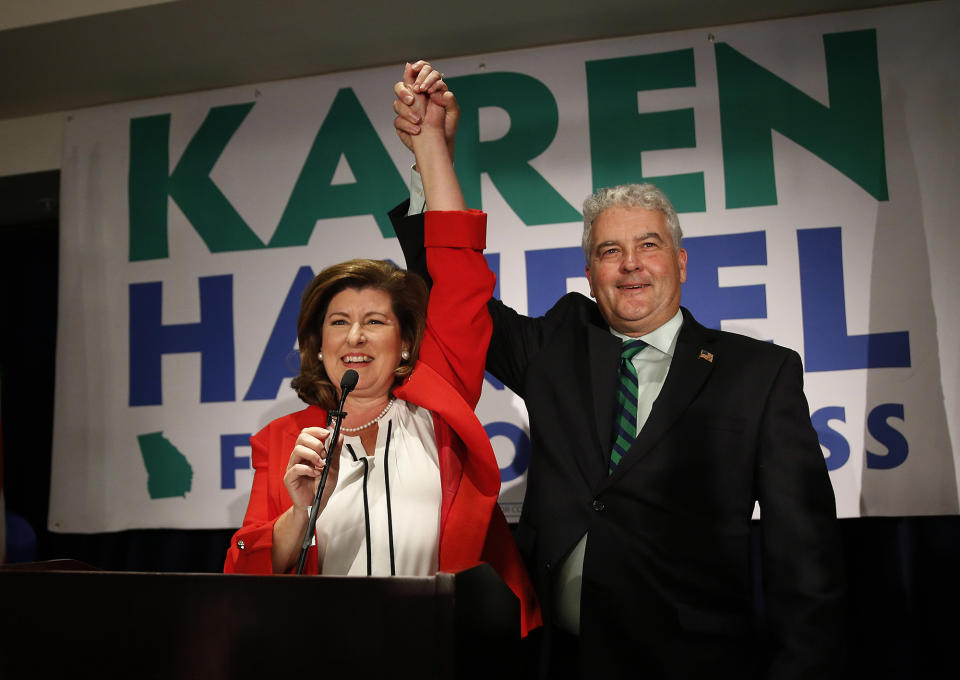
top-left (340, 398), bottom-right (396, 433)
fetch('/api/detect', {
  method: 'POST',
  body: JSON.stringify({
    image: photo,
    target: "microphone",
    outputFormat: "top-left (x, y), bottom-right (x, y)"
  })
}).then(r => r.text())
top-left (340, 369), bottom-right (359, 395)
top-left (295, 369), bottom-right (359, 575)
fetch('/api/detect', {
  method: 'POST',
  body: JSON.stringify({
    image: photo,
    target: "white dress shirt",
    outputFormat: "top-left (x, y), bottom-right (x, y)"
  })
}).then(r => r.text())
top-left (315, 399), bottom-right (442, 576)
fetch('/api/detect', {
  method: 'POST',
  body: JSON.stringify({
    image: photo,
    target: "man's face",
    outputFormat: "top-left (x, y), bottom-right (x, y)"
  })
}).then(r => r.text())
top-left (585, 205), bottom-right (687, 337)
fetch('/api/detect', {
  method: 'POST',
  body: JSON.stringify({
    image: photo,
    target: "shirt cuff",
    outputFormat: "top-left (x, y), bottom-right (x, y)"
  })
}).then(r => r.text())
top-left (407, 164), bottom-right (426, 216)
top-left (424, 210), bottom-right (487, 249)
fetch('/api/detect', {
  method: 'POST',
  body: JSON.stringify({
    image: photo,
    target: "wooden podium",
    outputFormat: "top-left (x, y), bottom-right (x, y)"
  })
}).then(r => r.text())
top-left (0, 561), bottom-right (523, 679)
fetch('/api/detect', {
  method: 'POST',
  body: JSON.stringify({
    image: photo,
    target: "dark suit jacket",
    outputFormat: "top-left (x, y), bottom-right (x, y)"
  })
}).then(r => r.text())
top-left (391, 204), bottom-right (845, 679)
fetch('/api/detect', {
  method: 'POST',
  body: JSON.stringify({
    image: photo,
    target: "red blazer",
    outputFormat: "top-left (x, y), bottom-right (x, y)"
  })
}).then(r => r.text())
top-left (224, 210), bottom-right (541, 636)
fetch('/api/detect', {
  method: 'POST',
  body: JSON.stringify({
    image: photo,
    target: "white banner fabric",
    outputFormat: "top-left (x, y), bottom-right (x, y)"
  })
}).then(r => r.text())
top-left (51, 1), bottom-right (960, 531)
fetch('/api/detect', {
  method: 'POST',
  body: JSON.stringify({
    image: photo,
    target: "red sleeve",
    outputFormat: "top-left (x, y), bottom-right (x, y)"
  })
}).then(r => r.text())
top-left (223, 415), bottom-right (319, 575)
top-left (419, 210), bottom-right (495, 408)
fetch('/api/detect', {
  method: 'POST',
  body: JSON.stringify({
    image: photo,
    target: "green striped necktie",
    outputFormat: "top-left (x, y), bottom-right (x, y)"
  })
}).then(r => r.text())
top-left (610, 338), bottom-right (647, 474)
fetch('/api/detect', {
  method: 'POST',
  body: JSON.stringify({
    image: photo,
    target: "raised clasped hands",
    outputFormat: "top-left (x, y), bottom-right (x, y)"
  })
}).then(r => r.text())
top-left (393, 60), bottom-right (459, 161)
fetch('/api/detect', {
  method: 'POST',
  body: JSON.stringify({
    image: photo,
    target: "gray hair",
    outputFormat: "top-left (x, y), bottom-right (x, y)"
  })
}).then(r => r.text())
top-left (581, 184), bottom-right (683, 261)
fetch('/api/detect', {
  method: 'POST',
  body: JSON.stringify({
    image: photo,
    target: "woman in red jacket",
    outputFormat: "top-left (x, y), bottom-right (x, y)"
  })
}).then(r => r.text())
top-left (224, 63), bottom-right (540, 636)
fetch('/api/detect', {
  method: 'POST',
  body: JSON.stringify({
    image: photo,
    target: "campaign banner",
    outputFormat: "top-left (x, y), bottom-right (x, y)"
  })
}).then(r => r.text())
top-left (50, 1), bottom-right (960, 531)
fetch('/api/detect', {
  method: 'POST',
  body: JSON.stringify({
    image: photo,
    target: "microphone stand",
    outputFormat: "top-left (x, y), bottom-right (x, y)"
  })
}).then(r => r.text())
top-left (295, 371), bottom-right (357, 575)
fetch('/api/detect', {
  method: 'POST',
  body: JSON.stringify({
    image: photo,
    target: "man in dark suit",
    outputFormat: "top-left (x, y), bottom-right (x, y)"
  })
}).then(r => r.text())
top-left (392, 66), bottom-right (844, 679)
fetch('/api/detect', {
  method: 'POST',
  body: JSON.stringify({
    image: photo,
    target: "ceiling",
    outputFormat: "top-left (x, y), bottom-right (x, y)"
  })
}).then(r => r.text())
top-left (0, 0), bottom-right (920, 121)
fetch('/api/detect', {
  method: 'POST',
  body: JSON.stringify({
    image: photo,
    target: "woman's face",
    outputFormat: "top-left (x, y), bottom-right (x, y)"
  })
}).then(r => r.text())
top-left (320, 287), bottom-right (406, 402)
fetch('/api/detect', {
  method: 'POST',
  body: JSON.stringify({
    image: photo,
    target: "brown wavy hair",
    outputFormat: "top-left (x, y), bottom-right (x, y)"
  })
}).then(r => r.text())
top-left (291, 259), bottom-right (428, 409)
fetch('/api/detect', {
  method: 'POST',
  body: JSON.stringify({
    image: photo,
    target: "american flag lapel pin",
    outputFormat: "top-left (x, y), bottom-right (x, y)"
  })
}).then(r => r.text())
top-left (698, 349), bottom-right (714, 363)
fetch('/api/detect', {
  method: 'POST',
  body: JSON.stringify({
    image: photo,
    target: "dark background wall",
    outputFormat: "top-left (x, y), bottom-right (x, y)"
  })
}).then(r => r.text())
top-left (0, 171), bottom-right (235, 570)
top-left (1, 170), bottom-right (957, 677)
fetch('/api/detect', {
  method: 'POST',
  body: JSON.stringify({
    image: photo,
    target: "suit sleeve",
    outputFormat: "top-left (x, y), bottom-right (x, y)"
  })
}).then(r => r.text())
top-left (224, 421), bottom-right (318, 575)
top-left (418, 210), bottom-right (496, 407)
top-left (391, 201), bottom-right (431, 288)
top-left (224, 429), bottom-right (282, 573)
top-left (391, 203), bottom-right (549, 399)
top-left (397, 205), bottom-right (543, 634)
top-left (756, 351), bottom-right (846, 678)
top-left (484, 298), bottom-right (549, 399)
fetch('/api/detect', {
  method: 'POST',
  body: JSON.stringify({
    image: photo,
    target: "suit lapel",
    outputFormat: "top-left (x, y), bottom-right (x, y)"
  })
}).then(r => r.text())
top-left (604, 309), bottom-right (718, 484)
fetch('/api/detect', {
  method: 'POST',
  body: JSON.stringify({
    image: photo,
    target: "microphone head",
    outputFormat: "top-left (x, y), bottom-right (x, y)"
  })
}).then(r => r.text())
top-left (340, 369), bottom-right (359, 392)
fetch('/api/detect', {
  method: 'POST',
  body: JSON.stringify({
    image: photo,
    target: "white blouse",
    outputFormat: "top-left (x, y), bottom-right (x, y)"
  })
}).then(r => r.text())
top-left (314, 399), bottom-right (442, 576)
